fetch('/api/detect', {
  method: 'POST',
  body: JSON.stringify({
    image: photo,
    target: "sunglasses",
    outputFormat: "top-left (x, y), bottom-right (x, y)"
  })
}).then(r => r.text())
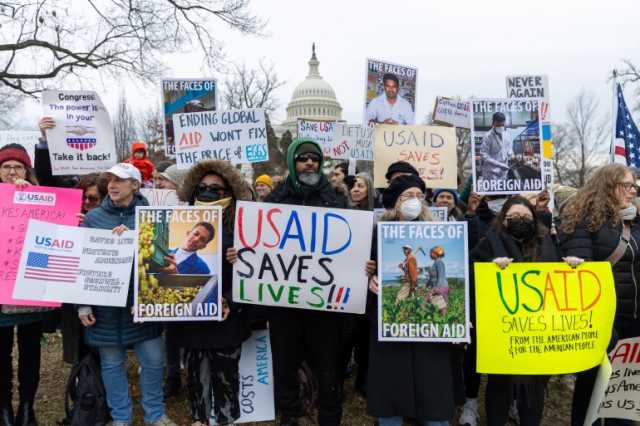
top-left (295, 153), bottom-right (321, 163)
top-left (196, 183), bottom-right (227, 194)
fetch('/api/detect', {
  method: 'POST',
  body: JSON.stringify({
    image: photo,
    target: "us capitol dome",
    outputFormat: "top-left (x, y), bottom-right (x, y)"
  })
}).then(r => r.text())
top-left (277, 43), bottom-right (343, 135)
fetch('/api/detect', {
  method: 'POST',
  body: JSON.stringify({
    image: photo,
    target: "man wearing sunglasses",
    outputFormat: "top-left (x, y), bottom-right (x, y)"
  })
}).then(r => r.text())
top-left (265, 139), bottom-right (348, 426)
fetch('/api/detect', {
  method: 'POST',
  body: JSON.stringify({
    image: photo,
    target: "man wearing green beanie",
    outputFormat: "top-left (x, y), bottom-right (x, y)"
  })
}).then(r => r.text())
top-left (265, 138), bottom-right (348, 426)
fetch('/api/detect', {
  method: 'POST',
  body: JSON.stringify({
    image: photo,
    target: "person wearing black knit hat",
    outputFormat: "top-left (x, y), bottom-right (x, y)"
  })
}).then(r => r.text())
top-left (384, 161), bottom-right (419, 184)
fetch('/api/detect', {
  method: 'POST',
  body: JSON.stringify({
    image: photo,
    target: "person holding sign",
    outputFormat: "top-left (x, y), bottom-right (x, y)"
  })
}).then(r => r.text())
top-left (558, 164), bottom-right (640, 426)
top-left (433, 189), bottom-right (463, 221)
top-left (170, 160), bottom-right (252, 426)
top-left (258, 138), bottom-right (349, 426)
top-left (78, 163), bottom-right (177, 426)
top-left (365, 73), bottom-right (415, 125)
top-left (0, 144), bottom-right (46, 426)
top-left (471, 195), bottom-right (567, 426)
top-left (366, 175), bottom-right (461, 426)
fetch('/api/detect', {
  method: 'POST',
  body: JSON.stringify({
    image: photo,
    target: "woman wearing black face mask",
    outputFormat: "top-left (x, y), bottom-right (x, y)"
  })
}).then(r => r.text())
top-left (469, 196), bottom-right (566, 426)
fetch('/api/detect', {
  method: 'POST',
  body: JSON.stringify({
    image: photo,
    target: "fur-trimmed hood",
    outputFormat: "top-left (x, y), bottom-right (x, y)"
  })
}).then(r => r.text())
top-left (178, 160), bottom-right (251, 203)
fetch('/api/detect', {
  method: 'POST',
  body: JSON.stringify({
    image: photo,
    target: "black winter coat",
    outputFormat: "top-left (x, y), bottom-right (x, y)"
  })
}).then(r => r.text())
top-left (266, 174), bottom-right (348, 208)
top-left (559, 219), bottom-right (640, 327)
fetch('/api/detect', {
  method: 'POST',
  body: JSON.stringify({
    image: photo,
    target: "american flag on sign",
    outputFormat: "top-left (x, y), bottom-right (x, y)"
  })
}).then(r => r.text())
top-left (24, 252), bottom-right (80, 283)
top-left (613, 84), bottom-right (640, 167)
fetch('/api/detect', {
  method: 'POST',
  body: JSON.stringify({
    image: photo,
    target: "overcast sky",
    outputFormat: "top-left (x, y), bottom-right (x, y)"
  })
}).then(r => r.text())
top-left (15, 0), bottom-right (640, 130)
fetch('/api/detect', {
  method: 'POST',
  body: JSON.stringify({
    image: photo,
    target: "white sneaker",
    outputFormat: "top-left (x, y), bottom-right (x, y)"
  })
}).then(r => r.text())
top-left (459, 398), bottom-right (479, 426)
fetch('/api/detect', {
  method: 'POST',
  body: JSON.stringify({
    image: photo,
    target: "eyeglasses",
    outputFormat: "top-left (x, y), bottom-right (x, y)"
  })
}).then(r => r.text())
top-left (619, 182), bottom-right (639, 192)
top-left (196, 183), bottom-right (227, 194)
top-left (83, 195), bottom-right (100, 203)
top-left (398, 193), bottom-right (425, 202)
top-left (1, 164), bottom-right (26, 173)
top-left (295, 154), bottom-right (321, 163)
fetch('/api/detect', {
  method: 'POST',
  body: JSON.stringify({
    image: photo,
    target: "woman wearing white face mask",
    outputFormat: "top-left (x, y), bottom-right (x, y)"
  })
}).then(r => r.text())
top-left (365, 175), bottom-right (456, 426)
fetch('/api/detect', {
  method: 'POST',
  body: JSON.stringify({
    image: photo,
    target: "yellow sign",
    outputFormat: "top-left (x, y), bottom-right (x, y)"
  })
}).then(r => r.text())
top-left (474, 262), bottom-right (616, 375)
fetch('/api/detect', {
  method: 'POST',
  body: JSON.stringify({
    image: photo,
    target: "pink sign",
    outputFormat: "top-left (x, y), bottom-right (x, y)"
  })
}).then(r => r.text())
top-left (0, 183), bottom-right (82, 306)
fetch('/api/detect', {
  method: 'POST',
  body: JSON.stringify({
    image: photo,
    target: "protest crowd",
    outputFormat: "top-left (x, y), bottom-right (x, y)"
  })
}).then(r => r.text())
top-left (1, 65), bottom-right (638, 426)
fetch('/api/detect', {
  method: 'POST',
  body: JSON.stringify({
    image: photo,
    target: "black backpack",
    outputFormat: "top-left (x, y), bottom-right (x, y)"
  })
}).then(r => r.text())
top-left (63, 352), bottom-right (111, 426)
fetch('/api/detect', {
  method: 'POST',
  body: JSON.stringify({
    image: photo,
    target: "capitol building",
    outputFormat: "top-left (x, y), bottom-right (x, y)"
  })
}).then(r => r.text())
top-left (276, 44), bottom-right (343, 136)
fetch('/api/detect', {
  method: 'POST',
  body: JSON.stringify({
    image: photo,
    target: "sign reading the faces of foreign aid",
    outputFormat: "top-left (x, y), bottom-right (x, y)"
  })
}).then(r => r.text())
top-left (474, 262), bottom-right (616, 375)
top-left (233, 201), bottom-right (374, 314)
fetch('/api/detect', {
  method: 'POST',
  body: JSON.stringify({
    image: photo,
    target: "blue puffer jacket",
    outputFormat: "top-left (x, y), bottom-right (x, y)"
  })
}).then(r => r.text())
top-left (81, 193), bottom-right (161, 347)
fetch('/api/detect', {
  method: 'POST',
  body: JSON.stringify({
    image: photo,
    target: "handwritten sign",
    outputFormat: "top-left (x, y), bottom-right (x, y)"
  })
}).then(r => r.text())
top-left (134, 206), bottom-right (223, 322)
top-left (173, 108), bottom-right (268, 169)
top-left (596, 337), bottom-right (640, 421)
top-left (0, 184), bottom-right (82, 306)
top-left (330, 124), bottom-right (373, 161)
top-left (42, 90), bottom-right (116, 175)
top-left (432, 97), bottom-right (471, 129)
top-left (474, 262), bottom-right (616, 374)
top-left (297, 119), bottom-right (335, 156)
top-left (373, 125), bottom-right (457, 188)
top-left (13, 220), bottom-right (134, 307)
top-left (377, 222), bottom-right (469, 342)
top-left (162, 78), bottom-right (217, 157)
top-left (233, 201), bottom-right (374, 314)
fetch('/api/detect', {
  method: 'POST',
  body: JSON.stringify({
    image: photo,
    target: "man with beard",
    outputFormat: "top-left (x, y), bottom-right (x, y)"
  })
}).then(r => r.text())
top-left (264, 139), bottom-right (348, 426)
top-left (366, 73), bottom-right (414, 125)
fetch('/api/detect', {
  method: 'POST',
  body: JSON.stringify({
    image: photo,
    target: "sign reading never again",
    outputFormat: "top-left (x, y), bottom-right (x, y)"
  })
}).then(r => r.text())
top-left (474, 262), bottom-right (616, 375)
top-left (232, 201), bottom-right (374, 314)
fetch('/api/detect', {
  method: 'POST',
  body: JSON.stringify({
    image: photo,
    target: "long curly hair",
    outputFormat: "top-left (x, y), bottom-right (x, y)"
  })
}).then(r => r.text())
top-left (560, 164), bottom-right (632, 234)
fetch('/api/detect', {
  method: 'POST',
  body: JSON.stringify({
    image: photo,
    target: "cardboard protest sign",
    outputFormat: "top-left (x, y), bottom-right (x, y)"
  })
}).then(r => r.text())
top-left (173, 108), bottom-right (268, 169)
top-left (377, 222), bottom-right (469, 342)
top-left (595, 337), bottom-right (640, 421)
top-left (471, 99), bottom-right (543, 195)
top-left (364, 59), bottom-right (417, 126)
top-left (233, 201), bottom-right (374, 314)
top-left (506, 75), bottom-right (549, 120)
top-left (212, 329), bottom-right (275, 424)
top-left (0, 184), bottom-right (82, 306)
top-left (162, 79), bottom-right (217, 157)
top-left (330, 124), bottom-right (374, 161)
top-left (297, 119), bottom-right (336, 156)
top-left (474, 262), bottom-right (616, 374)
top-left (432, 97), bottom-right (471, 129)
top-left (134, 206), bottom-right (222, 321)
top-left (42, 90), bottom-right (116, 175)
top-left (373, 125), bottom-right (457, 189)
top-left (13, 220), bottom-right (134, 306)
top-left (139, 188), bottom-right (185, 207)
top-left (0, 131), bottom-right (40, 163)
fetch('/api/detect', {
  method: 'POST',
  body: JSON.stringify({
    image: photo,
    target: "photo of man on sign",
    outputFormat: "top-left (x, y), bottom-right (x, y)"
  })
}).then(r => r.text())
top-left (366, 73), bottom-right (415, 125)
top-left (162, 221), bottom-right (215, 275)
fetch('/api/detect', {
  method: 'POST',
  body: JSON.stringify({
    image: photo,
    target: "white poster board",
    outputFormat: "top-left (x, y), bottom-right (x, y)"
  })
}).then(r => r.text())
top-left (297, 119), bottom-right (336, 156)
top-left (139, 188), bottom-right (185, 207)
top-left (331, 124), bottom-right (374, 161)
top-left (432, 97), bottom-right (471, 129)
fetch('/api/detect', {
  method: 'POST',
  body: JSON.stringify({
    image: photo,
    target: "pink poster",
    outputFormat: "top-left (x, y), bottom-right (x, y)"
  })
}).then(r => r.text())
top-left (0, 183), bottom-right (82, 306)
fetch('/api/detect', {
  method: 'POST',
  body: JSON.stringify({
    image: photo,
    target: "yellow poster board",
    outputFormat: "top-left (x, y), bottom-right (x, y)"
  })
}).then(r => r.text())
top-left (474, 262), bottom-right (616, 375)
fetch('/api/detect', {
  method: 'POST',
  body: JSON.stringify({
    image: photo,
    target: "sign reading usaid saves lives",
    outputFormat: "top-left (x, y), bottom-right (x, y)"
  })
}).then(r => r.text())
top-left (0, 184), bottom-right (82, 305)
top-left (232, 201), bottom-right (374, 314)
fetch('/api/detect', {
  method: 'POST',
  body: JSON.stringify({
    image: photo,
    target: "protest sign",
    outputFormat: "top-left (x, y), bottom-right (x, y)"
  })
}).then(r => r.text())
top-left (474, 262), bottom-right (616, 374)
top-left (506, 75), bottom-right (549, 120)
top-left (364, 59), bottom-right (417, 125)
top-left (162, 78), bottom-right (217, 157)
top-left (595, 337), bottom-right (640, 421)
top-left (0, 131), bottom-right (40, 163)
top-left (0, 184), bottom-right (82, 306)
top-left (377, 222), bottom-right (469, 342)
top-left (212, 329), bottom-right (275, 424)
top-left (428, 206), bottom-right (448, 222)
top-left (471, 99), bottom-right (543, 195)
top-left (173, 108), bottom-right (268, 169)
top-left (432, 97), bottom-right (471, 129)
top-left (330, 124), bottom-right (374, 161)
top-left (233, 201), bottom-right (374, 314)
top-left (297, 119), bottom-right (336, 156)
top-left (13, 220), bottom-right (134, 306)
top-left (373, 125), bottom-right (457, 188)
top-left (42, 90), bottom-right (116, 175)
top-left (134, 206), bottom-right (222, 321)
top-left (139, 188), bottom-right (185, 206)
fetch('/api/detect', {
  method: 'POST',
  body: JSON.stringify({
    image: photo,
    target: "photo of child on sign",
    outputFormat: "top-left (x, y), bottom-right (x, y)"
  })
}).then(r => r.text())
top-left (377, 222), bottom-right (469, 342)
top-left (472, 99), bottom-right (543, 195)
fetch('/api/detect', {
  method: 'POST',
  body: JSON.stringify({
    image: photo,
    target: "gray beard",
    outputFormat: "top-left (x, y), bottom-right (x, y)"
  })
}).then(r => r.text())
top-left (298, 172), bottom-right (320, 186)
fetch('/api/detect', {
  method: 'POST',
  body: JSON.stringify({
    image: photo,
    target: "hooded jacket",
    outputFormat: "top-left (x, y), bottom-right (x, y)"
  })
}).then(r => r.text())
top-left (169, 160), bottom-right (251, 349)
top-left (266, 138), bottom-right (348, 208)
top-left (124, 141), bottom-right (155, 182)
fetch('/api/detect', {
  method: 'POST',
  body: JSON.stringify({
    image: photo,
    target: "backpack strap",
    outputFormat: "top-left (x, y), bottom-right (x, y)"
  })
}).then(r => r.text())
top-left (607, 222), bottom-right (631, 266)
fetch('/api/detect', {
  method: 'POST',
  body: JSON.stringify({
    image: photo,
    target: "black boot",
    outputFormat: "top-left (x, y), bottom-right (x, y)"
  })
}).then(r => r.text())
top-left (0, 404), bottom-right (13, 426)
top-left (14, 402), bottom-right (36, 426)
